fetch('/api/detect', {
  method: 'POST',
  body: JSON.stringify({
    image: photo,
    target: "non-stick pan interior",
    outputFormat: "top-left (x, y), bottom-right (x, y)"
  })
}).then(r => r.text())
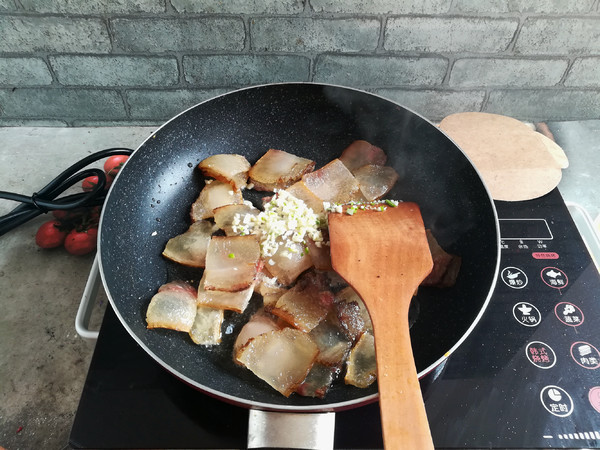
top-left (100, 83), bottom-right (499, 411)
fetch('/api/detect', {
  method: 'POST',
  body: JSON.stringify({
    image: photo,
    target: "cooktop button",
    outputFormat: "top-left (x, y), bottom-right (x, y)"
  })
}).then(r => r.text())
top-left (541, 266), bottom-right (568, 289)
top-left (540, 385), bottom-right (574, 417)
top-left (525, 341), bottom-right (556, 369)
top-left (570, 341), bottom-right (600, 370)
top-left (501, 266), bottom-right (528, 289)
top-left (512, 301), bottom-right (541, 327)
top-left (554, 302), bottom-right (584, 327)
top-left (589, 387), bottom-right (600, 413)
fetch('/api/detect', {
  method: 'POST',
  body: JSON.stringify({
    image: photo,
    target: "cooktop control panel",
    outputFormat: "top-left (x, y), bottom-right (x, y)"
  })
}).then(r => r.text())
top-left (425, 190), bottom-right (600, 449)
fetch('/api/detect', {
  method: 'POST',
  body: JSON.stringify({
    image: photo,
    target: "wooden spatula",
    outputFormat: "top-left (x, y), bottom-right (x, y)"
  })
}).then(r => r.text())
top-left (328, 202), bottom-right (434, 450)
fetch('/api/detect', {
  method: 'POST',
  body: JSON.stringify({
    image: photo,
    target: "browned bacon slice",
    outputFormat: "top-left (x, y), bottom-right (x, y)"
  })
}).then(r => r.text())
top-left (189, 305), bottom-right (224, 346)
top-left (190, 180), bottom-right (244, 221)
top-left (233, 308), bottom-right (282, 355)
top-left (353, 164), bottom-right (399, 201)
top-left (146, 281), bottom-right (198, 332)
top-left (197, 273), bottom-right (255, 313)
top-left (345, 332), bottom-right (377, 388)
top-left (296, 363), bottom-right (337, 399)
top-left (162, 220), bottom-right (218, 267)
top-left (198, 154), bottom-right (251, 191)
top-left (285, 180), bottom-right (325, 214)
top-left (335, 286), bottom-right (373, 333)
top-left (301, 159), bottom-right (364, 204)
top-left (249, 149), bottom-right (315, 191)
top-left (236, 328), bottom-right (319, 397)
top-left (213, 203), bottom-right (259, 236)
top-left (203, 235), bottom-right (261, 292)
top-left (421, 230), bottom-right (462, 288)
top-left (339, 140), bottom-right (387, 172)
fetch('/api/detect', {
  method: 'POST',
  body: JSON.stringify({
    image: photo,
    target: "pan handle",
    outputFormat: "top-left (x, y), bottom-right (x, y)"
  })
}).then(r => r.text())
top-left (248, 410), bottom-right (335, 449)
top-left (75, 254), bottom-right (101, 340)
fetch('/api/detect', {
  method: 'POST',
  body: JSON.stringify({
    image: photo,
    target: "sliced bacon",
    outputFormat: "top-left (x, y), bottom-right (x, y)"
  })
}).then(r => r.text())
top-left (197, 273), bottom-right (255, 313)
top-left (233, 308), bottom-right (282, 355)
top-left (190, 180), bottom-right (243, 221)
top-left (309, 315), bottom-right (352, 367)
top-left (301, 159), bottom-right (364, 204)
top-left (235, 328), bottom-right (319, 397)
top-left (339, 140), bottom-right (387, 172)
top-left (256, 274), bottom-right (288, 309)
top-left (285, 180), bottom-right (325, 214)
top-left (189, 306), bottom-right (224, 346)
top-left (263, 241), bottom-right (313, 286)
top-left (353, 165), bottom-right (399, 201)
top-left (203, 235), bottom-right (261, 292)
top-left (306, 238), bottom-right (332, 271)
top-left (198, 153), bottom-right (251, 191)
top-left (270, 271), bottom-right (333, 332)
top-left (296, 363), bottom-right (337, 399)
top-left (421, 230), bottom-right (462, 288)
top-left (249, 149), bottom-right (316, 191)
top-left (162, 220), bottom-right (218, 267)
top-left (213, 203), bottom-right (258, 236)
top-left (146, 281), bottom-right (198, 332)
top-left (345, 332), bottom-right (377, 388)
top-left (335, 300), bottom-right (366, 342)
top-left (335, 286), bottom-right (373, 333)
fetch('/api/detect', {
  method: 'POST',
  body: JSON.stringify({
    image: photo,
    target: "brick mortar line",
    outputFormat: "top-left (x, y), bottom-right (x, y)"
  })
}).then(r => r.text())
top-left (0, 52), bottom-right (587, 59)
top-left (3, 11), bottom-right (600, 19)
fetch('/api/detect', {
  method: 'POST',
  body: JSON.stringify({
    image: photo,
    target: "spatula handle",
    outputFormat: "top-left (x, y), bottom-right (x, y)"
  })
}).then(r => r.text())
top-left (370, 300), bottom-right (434, 450)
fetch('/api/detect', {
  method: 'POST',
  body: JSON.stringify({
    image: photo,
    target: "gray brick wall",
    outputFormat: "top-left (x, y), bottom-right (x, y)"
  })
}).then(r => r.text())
top-left (1, 0), bottom-right (599, 125)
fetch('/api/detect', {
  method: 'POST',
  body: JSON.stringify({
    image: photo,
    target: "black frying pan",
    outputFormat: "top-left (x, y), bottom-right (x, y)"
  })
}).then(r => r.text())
top-left (99, 83), bottom-right (499, 412)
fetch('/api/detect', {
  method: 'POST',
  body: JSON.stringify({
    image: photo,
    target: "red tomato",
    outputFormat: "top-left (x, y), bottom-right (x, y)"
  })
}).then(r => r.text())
top-left (35, 220), bottom-right (68, 249)
top-left (64, 227), bottom-right (98, 256)
top-left (104, 155), bottom-right (129, 178)
top-left (82, 176), bottom-right (99, 192)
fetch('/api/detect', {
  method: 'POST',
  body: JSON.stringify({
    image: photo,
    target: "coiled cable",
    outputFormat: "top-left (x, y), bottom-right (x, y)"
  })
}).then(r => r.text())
top-left (0, 147), bottom-right (133, 236)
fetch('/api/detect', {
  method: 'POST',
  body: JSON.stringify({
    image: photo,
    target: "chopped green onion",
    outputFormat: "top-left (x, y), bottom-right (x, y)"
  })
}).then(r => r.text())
top-left (228, 253), bottom-right (235, 259)
top-left (385, 199), bottom-right (398, 207)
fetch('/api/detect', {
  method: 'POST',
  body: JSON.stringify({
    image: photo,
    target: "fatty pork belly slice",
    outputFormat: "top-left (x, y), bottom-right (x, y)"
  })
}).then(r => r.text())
top-left (197, 272), bottom-right (255, 313)
top-left (264, 240), bottom-right (313, 286)
top-left (236, 327), bottom-right (319, 397)
top-left (162, 220), bottom-right (218, 267)
top-left (190, 180), bottom-right (244, 221)
top-left (296, 363), bottom-right (337, 399)
top-left (309, 313), bottom-right (353, 367)
top-left (197, 153), bottom-right (251, 191)
top-left (233, 308), bottom-right (283, 355)
top-left (339, 140), bottom-right (387, 173)
top-left (189, 305), bottom-right (224, 346)
top-left (203, 235), bottom-right (261, 292)
top-left (255, 272), bottom-right (289, 310)
top-left (302, 158), bottom-right (364, 204)
top-left (345, 332), bottom-right (377, 388)
top-left (421, 229), bottom-right (462, 288)
top-left (249, 149), bottom-right (316, 191)
top-left (285, 180), bottom-right (325, 214)
top-left (213, 203), bottom-right (259, 236)
top-left (353, 165), bottom-right (399, 201)
top-left (146, 281), bottom-right (198, 332)
top-left (270, 271), bottom-right (333, 333)
top-left (335, 286), bottom-right (373, 334)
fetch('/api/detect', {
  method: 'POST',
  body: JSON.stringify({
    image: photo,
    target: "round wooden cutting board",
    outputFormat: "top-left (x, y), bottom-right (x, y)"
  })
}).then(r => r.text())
top-left (438, 112), bottom-right (568, 202)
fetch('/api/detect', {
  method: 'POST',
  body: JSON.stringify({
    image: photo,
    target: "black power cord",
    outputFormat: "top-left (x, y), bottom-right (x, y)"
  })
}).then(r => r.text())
top-left (0, 147), bottom-right (133, 237)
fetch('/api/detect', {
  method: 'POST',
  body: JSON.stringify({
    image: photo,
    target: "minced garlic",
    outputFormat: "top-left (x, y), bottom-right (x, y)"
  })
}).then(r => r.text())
top-left (232, 190), bottom-right (325, 258)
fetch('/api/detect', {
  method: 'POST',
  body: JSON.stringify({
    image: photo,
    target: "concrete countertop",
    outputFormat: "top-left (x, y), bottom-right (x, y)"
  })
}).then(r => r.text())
top-left (0, 122), bottom-right (598, 449)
